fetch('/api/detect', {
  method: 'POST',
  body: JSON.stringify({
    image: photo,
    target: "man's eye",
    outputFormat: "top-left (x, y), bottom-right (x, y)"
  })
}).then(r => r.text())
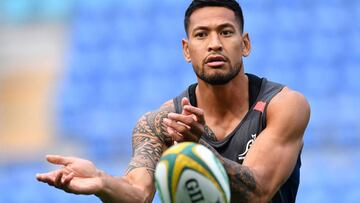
top-left (195, 32), bottom-right (206, 38)
top-left (221, 30), bottom-right (233, 36)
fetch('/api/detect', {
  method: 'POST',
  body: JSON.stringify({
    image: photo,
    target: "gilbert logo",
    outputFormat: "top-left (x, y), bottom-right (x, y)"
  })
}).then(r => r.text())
top-left (185, 179), bottom-right (221, 203)
top-left (185, 179), bottom-right (204, 203)
top-left (238, 134), bottom-right (257, 161)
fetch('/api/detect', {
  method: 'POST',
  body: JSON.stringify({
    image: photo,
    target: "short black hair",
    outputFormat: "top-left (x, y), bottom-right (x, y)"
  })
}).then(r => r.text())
top-left (184, 0), bottom-right (244, 35)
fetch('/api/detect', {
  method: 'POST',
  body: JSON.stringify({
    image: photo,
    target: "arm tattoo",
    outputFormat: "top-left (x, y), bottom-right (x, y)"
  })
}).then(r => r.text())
top-left (126, 103), bottom-right (175, 177)
top-left (204, 125), bottom-right (217, 141)
top-left (199, 139), bottom-right (258, 202)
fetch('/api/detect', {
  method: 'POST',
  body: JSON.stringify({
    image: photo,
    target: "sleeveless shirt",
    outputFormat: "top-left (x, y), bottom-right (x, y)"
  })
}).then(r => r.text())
top-left (173, 73), bottom-right (301, 203)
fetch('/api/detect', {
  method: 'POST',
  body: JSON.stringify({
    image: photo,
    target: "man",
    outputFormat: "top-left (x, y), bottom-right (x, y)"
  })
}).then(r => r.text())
top-left (36, 0), bottom-right (310, 202)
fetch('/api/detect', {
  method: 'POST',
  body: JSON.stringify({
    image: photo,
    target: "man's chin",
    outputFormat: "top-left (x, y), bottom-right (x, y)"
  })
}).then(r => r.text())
top-left (200, 75), bottom-right (233, 85)
top-left (194, 64), bottom-right (241, 85)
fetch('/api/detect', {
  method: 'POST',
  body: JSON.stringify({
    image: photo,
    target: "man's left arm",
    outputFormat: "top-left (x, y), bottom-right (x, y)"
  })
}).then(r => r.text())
top-left (238, 88), bottom-right (310, 201)
top-left (164, 88), bottom-right (310, 202)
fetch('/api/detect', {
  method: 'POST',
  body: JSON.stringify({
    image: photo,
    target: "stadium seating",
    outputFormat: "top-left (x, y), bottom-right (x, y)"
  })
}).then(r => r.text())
top-left (0, 0), bottom-right (359, 202)
top-left (59, 2), bottom-right (360, 201)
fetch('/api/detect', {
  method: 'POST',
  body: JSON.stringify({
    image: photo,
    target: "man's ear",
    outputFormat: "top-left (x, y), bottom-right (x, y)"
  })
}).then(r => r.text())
top-left (182, 38), bottom-right (191, 63)
top-left (242, 32), bottom-right (251, 57)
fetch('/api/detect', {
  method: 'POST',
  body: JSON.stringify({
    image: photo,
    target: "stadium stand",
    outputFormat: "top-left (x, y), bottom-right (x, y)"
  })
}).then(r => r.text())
top-left (0, 0), bottom-right (359, 202)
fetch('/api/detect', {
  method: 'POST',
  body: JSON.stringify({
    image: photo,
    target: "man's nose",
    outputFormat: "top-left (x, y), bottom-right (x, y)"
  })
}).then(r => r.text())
top-left (207, 33), bottom-right (223, 52)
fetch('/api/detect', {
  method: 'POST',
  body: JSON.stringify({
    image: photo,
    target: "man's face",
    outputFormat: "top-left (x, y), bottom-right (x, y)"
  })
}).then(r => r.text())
top-left (182, 6), bottom-right (250, 85)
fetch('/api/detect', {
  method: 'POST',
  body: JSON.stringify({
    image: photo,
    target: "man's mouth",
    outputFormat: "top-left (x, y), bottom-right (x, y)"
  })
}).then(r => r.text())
top-left (205, 55), bottom-right (227, 67)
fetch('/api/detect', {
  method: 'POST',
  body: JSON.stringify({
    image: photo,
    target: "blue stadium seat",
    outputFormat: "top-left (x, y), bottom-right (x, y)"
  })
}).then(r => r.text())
top-left (137, 73), bottom-right (178, 107)
top-left (266, 36), bottom-right (304, 71)
top-left (308, 34), bottom-right (344, 65)
top-left (272, 7), bottom-right (308, 35)
top-left (314, 5), bottom-right (348, 34)
top-left (245, 9), bottom-right (272, 38)
top-left (307, 96), bottom-right (340, 126)
top-left (337, 95), bottom-right (360, 125)
top-left (302, 63), bottom-right (339, 97)
top-left (303, 125), bottom-right (323, 148)
top-left (348, 32), bottom-right (360, 67)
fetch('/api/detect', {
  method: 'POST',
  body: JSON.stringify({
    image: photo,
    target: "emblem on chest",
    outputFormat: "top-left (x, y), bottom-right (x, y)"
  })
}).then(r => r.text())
top-left (238, 133), bottom-right (257, 161)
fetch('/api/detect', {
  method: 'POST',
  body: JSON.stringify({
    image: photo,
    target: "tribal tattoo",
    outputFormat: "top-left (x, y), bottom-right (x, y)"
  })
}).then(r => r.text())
top-left (126, 101), bottom-right (259, 202)
top-left (126, 101), bottom-right (175, 177)
top-left (199, 138), bottom-right (258, 202)
top-left (204, 125), bottom-right (218, 141)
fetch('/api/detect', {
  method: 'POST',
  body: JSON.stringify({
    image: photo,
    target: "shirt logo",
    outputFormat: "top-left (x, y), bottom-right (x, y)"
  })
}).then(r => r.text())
top-left (253, 101), bottom-right (266, 113)
top-left (238, 134), bottom-right (257, 161)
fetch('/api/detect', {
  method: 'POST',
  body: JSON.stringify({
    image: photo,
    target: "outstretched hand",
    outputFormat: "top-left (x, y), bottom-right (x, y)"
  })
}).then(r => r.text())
top-left (36, 155), bottom-right (103, 195)
top-left (163, 97), bottom-right (206, 142)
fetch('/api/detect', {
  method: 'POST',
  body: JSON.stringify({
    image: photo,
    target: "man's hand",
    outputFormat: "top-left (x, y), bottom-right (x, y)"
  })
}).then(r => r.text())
top-left (36, 155), bottom-right (104, 195)
top-left (163, 97), bottom-right (206, 142)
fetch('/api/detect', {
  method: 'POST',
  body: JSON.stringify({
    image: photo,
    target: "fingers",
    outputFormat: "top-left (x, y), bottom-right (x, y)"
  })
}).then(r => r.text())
top-left (166, 126), bottom-right (184, 142)
top-left (36, 169), bottom-right (61, 185)
top-left (36, 169), bottom-right (75, 192)
top-left (54, 171), bottom-right (75, 192)
top-left (183, 105), bottom-right (205, 124)
top-left (164, 118), bottom-right (190, 134)
top-left (181, 97), bottom-right (193, 116)
top-left (180, 97), bottom-right (206, 125)
top-left (181, 97), bottom-right (191, 107)
top-left (62, 172), bottom-right (74, 186)
top-left (36, 173), bottom-right (47, 183)
top-left (55, 170), bottom-right (64, 186)
top-left (167, 113), bottom-right (204, 135)
top-left (168, 113), bottom-right (194, 126)
top-left (163, 118), bottom-right (200, 142)
top-left (37, 155), bottom-right (75, 184)
top-left (46, 155), bottom-right (73, 166)
top-left (167, 97), bottom-right (206, 142)
top-left (166, 126), bottom-right (198, 142)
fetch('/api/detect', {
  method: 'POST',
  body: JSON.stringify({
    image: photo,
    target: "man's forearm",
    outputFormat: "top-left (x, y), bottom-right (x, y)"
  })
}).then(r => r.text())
top-left (199, 139), bottom-right (260, 202)
top-left (97, 104), bottom-right (174, 203)
top-left (95, 172), bottom-right (149, 203)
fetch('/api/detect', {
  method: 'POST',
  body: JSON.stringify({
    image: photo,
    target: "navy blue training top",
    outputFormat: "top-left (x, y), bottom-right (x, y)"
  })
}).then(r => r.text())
top-left (173, 73), bottom-right (301, 203)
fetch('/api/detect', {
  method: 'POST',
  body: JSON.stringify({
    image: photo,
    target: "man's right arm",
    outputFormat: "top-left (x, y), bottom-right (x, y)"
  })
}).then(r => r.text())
top-left (97, 100), bottom-right (175, 202)
top-left (37, 101), bottom-right (175, 203)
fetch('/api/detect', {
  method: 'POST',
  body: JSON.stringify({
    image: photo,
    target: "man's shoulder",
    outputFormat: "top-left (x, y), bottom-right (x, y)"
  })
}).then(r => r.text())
top-left (137, 100), bottom-right (176, 124)
top-left (133, 100), bottom-right (175, 146)
top-left (159, 100), bottom-right (176, 112)
top-left (271, 87), bottom-right (309, 108)
top-left (141, 100), bottom-right (176, 116)
top-left (267, 87), bottom-right (311, 138)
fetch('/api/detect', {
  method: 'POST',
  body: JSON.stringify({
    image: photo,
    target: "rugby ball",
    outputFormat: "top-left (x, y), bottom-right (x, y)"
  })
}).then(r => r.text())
top-left (155, 142), bottom-right (231, 203)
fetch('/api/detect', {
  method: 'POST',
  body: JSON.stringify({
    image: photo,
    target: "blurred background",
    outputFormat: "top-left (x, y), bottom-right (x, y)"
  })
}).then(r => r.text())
top-left (0, 0), bottom-right (359, 202)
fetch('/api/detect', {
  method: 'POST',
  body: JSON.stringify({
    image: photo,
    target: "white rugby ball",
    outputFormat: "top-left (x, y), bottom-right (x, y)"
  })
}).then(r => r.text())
top-left (155, 142), bottom-right (231, 203)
